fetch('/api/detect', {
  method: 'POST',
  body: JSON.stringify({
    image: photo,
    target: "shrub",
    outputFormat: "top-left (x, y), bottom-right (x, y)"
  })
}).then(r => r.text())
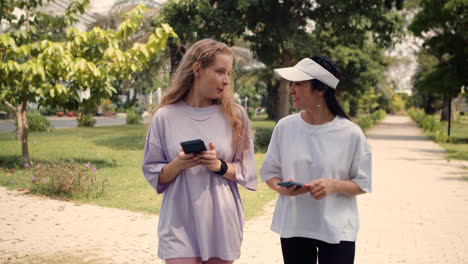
top-left (126, 110), bottom-right (143, 125)
top-left (408, 108), bottom-right (426, 125)
top-left (247, 109), bottom-right (254, 119)
top-left (254, 127), bottom-right (273, 150)
top-left (421, 115), bottom-right (440, 132)
top-left (104, 103), bottom-right (118, 113)
top-left (29, 161), bottom-right (108, 198)
top-left (15, 112), bottom-right (52, 132)
top-left (356, 116), bottom-right (374, 131)
top-left (430, 130), bottom-right (452, 143)
top-left (409, 108), bottom-right (453, 143)
top-left (372, 109), bottom-right (386, 122)
top-left (77, 113), bottom-right (96, 127)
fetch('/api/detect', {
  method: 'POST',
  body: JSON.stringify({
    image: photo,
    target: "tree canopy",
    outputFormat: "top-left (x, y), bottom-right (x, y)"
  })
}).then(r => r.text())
top-left (409, 0), bottom-right (467, 120)
top-left (0, 1), bottom-right (176, 163)
top-left (157, 0), bottom-right (405, 120)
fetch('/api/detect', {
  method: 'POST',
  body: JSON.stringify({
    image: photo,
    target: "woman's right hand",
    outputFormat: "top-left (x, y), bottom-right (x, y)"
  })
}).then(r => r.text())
top-left (277, 185), bottom-right (308, 196)
top-left (266, 178), bottom-right (308, 196)
top-left (173, 149), bottom-right (202, 170)
top-left (159, 150), bottom-right (202, 184)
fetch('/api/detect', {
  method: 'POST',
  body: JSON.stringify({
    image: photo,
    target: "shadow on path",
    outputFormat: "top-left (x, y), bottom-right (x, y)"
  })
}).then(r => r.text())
top-left (367, 134), bottom-right (429, 141)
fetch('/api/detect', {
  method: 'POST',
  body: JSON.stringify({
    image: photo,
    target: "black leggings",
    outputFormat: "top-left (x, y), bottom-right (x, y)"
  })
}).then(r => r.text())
top-left (280, 237), bottom-right (355, 264)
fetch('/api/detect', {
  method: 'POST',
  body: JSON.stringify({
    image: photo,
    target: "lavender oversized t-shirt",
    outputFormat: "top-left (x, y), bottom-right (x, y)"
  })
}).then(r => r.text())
top-left (142, 101), bottom-right (257, 261)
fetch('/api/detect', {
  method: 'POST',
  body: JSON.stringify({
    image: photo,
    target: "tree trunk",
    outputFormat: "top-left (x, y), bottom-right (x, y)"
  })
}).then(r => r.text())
top-left (4, 101), bottom-right (22, 140)
top-left (265, 80), bottom-right (279, 121)
top-left (20, 100), bottom-right (30, 164)
top-left (15, 107), bottom-right (22, 140)
top-left (169, 39), bottom-right (185, 77)
top-left (440, 93), bottom-right (455, 122)
top-left (275, 51), bottom-right (293, 121)
top-left (277, 78), bottom-right (290, 121)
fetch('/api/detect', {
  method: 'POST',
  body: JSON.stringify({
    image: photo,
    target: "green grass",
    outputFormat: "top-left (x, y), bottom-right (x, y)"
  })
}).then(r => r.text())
top-left (440, 115), bottom-right (468, 161)
top-left (0, 120), bottom-right (276, 219)
top-left (0, 112), bottom-right (387, 219)
top-left (250, 113), bottom-right (276, 130)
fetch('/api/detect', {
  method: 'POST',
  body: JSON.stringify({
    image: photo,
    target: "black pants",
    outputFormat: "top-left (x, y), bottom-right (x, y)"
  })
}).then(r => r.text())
top-left (280, 237), bottom-right (355, 264)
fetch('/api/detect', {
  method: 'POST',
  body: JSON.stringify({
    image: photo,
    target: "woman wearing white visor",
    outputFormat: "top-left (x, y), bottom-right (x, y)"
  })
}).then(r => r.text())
top-left (260, 56), bottom-right (372, 264)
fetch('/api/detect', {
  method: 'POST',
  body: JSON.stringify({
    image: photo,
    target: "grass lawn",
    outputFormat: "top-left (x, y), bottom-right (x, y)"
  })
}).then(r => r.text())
top-left (0, 118), bottom-right (277, 220)
top-left (440, 115), bottom-right (468, 161)
top-left (0, 113), bottom-right (386, 219)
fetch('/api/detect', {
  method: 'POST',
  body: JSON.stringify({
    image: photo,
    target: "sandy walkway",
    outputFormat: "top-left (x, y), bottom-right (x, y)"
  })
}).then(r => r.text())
top-left (1, 115), bottom-right (467, 263)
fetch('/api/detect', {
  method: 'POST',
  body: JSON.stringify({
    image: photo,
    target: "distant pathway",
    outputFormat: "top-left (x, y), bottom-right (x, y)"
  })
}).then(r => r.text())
top-left (0, 115), bottom-right (140, 132)
top-left (1, 115), bottom-right (467, 263)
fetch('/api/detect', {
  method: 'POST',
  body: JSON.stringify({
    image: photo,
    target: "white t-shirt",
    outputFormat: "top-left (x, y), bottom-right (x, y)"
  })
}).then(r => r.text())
top-left (260, 112), bottom-right (372, 244)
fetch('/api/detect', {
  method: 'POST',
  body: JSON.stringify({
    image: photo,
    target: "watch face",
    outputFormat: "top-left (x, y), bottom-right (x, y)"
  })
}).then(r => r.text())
top-left (217, 159), bottom-right (228, 175)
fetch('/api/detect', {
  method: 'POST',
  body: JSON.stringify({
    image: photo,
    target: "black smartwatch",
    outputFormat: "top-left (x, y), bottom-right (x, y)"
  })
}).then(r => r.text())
top-left (215, 159), bottom-right (228, 176)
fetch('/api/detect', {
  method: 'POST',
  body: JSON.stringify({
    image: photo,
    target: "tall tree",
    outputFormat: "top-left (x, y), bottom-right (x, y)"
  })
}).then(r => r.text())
top-left (0, 2), bottom-right (176, 163)
top-left (154, 0), bottom-right (404, 120)
top-left (409, 0), bottom-right (468, 122)
top-left (243, 0), bottom-right (404, 120)
top-left (156, 0), bottom-right (245, 75)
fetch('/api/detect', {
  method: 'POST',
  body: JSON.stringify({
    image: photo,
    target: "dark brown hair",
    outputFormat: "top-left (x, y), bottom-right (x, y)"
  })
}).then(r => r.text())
top-left (309, 55), bottom-right (350, 120)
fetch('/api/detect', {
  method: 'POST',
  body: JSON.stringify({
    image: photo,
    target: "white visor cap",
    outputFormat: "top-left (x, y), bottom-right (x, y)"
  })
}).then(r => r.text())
top-left (274, 58), bottom-right (339, 89)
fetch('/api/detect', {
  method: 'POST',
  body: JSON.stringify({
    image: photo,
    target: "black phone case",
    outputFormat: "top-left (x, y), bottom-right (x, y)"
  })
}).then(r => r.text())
top-left (277, 181), bottom-right (303, 188)
top-left (180, 139), bottom-right (207, 154)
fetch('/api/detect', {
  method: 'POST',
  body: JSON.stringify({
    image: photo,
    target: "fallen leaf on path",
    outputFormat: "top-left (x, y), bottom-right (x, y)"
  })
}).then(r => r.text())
top-left (23, 189), bottom-right (30, 194)
top-left (6, 173), bottom-right (11, 176)
top-left (16, 188), bottom-right (23, 191)
top-left (8, 168), bottom-right (16, 172)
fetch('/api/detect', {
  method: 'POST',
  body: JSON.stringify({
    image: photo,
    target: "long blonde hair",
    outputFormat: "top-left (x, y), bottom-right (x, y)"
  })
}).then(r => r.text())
top-left (153, 38), bottom-right (249, 156)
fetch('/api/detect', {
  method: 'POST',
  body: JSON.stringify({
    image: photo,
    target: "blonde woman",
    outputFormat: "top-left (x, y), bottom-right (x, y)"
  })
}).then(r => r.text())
top-left (142, 39), bottom-right (257, 264)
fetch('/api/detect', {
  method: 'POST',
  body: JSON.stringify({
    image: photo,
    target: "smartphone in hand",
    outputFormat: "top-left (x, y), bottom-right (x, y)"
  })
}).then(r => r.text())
top-left (277, 181), bottom-right (304, 189)
top-left (180, 139), bottom-right (207, 154)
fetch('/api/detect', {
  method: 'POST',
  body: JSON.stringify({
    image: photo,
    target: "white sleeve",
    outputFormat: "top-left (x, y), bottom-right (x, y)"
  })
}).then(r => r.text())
top-left (259, 125), bottom-right (282, 182)
top-left (349, 134), bottom-right (372, 193)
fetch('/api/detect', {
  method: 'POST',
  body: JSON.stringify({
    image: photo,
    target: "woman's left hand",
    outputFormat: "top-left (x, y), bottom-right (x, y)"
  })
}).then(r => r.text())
top-left (199, 142), bottom-right (222, 172)
top-left (304, 178), bottom-right (336, 200)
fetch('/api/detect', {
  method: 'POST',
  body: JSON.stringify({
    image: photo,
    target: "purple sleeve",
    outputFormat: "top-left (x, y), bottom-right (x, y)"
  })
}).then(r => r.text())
top-left (232, 107), bottom-right (257, 191)
top-left (142, 114), bottom-right (170, 194)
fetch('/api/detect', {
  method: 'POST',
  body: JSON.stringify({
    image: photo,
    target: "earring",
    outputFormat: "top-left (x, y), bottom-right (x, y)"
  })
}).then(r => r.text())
top-left (317, 104), bottom-right (321, 108)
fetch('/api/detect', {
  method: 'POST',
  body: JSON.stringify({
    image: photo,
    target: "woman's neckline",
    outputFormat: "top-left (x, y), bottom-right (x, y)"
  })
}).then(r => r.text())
top-left (298, 110), bottom-right (338, 130)
top-left (178, 100), bottom-right (220, 120)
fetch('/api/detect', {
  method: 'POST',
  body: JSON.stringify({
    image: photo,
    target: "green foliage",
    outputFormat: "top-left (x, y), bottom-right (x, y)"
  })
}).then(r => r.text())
top-left (372, 109), bottom-right (387, 122)
top-left (356, 116), bottom-right (375, 131)
top-left (355, 109), bottom-right (387, 131)
top-left (14, 112), bottom-right (51, 132)
top-left (158, 0), bottom-right (244, 45)
top-left (247, 109), bottom-right (254, 119)
top-left (329, 45), bottom-right (388, 116)
top-left (0, 1), bottom-right (176, 162)
top-left (409, 0), bottom-right (467, 101)
top-left (29, 161), bottom-right (108, 198)
top-left (392, 94), bottom-right (409, 113)
top-left (408, 108), bottom-right (452, 143)
top-left (0, 102), bottom-right (14, 115)
top-left (77, 113), bottom-right (96, 127)
top-left (126, 110), bottom-right (143, 125)
top-left (254, 127), bottom-right (274, 151)
top-left (104, 103), bottom-right (118, 113)
top-left (421, 115), bottom-right (441, 133)
top-left (158, 0), bottom-right (403, 120)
